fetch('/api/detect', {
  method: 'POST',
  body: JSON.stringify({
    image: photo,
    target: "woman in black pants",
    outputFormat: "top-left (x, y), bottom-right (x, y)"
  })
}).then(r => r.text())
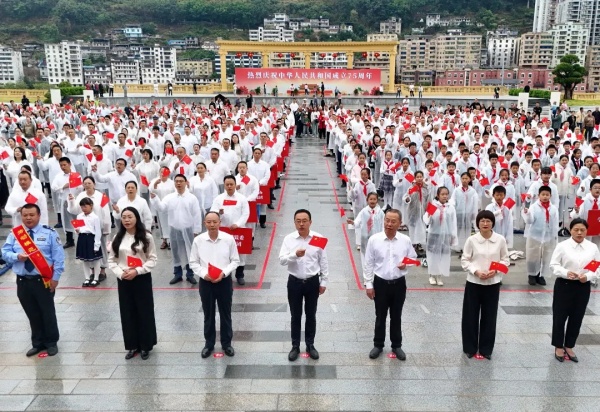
top-left (108, 207), bottom-right (158, 360)
top-left (549, 218), bottom-right (600, 362)
top-left (460, 210), bottom-right (510, 360)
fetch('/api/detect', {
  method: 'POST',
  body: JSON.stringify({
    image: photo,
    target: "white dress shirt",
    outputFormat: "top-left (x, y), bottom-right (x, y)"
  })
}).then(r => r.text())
top-left (210, 192), bottom-right (250, 228)
top-left (107, 232), bottom-right (157, 279)
top-left (92, 169), bottom-right (138, 203)
top-left (113, 195), bottom-right (153, 229)
top-left (150, 190), bottom-right (202, 232)
top-left (363, 231), bottom-right (417, 289)
top-left (189, 230), bottom-right (240, 279)
top-left (550, 237), bottom-right (600, 282)
top-left (75, 211), bottom-right (102, 250)
top-left (279, 230), bottom-right (329, 286)
top-left (460, 232), bottom-right (510, 285)
top-left (4, 186), bottom-right (48, 227)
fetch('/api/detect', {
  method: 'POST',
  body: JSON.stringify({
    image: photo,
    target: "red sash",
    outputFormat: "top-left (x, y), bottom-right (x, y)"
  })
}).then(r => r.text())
top-left (12, 226), bottom-right (53, 288)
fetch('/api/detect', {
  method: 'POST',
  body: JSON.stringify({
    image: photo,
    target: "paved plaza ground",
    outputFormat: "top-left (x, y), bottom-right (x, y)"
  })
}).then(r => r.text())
top-left (1, 136), bottom-right (600, 411)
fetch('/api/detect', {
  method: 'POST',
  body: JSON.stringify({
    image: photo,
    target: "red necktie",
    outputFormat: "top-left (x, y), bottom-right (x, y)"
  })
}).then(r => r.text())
top-left (385, 161), bottom-right (393, 173)
top-left (540, 201), bottom-right (551, 222)
top-left (492, 168), bottom-right (497, 181)
top-left (439, 204), bottom-right (445, 223)
top-left (413, 155), bottom-right (418, 168)
top-left (367, 209), bottom-right (375, 233)
top-left (594, 199), bottom-right (599, 211)
top-left (449, 173), bottom-right (455, 186)
top-left (476, 154), bottom-right (480, 166)
top-left (360, 181), bottom-right (368, 196)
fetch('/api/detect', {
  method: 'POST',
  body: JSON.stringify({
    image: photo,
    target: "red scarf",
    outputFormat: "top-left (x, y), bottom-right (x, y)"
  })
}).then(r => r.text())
top-left (367, 209), bottom-right (375, 233)
top-left (448, 172), bottom-right (456, 186)
top-left (540, 200), bottom-right (551, 222)
top-left (360, 181), bottom-right (368, 196)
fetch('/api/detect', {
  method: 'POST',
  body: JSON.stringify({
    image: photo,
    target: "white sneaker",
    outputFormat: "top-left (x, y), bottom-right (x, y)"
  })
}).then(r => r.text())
top-left (348, 224), bottom-right (355, 230)
top-left (436, 276), bottom-right (444, 286)
top-left (429, 276), bottom-right (436, 285)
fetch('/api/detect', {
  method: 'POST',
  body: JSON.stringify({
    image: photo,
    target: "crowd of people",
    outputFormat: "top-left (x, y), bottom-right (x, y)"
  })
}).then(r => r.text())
top-left (1, 95), bottom-right (600, 364)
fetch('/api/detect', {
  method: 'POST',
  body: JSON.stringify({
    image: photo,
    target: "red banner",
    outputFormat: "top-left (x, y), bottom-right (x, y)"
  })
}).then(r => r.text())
top-left (235, 68), bottom-right (382, 95)
top-left (256, 186), bottom-right (270, 205)
top-left (268, 167), bottom-right (277, 188)
top-left (248, 201), bottom-right (258, 223)
top-left (219, 227), bottom-right (253, 254)
top-left (277, 157), bottom-right (284, 173)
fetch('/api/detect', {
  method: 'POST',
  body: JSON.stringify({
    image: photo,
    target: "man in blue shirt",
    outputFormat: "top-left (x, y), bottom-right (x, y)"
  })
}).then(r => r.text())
top-left (2, 203), bottom-right (65, 357)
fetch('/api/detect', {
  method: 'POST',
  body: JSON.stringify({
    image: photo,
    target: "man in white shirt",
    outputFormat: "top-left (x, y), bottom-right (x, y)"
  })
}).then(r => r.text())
top-left (5, 171), bottom-right (48, 227)
top-left (91, 158), bottom-right (138, 205)
top-left (206, 148), bottom-right (230, 193)
top-left (279, 209), bottom-right (329, 361)
top-left (151, 174), bottom-right (202, 285)
top-left (363, 208), bottom-right (417, 361)
top-left (50, 157), bottom-right (83, 248)
top-left (189, 211), bottom-right (240, 358)
top-left (247, 147), bottom-right (271, 228)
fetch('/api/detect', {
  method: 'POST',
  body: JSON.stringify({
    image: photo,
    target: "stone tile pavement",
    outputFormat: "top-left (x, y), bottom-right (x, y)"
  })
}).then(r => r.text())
top-left (1, 135), bottom-right (600, 411)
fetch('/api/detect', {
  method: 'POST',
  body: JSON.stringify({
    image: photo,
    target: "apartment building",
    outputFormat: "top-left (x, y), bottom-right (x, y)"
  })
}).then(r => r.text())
top-left (44, 41), bottom-right (84, 85)
top-left (0, 45), bottom-right (24, 84)
top-left (431, 33), bottom-right (482, 71)
top-left (487, 30), bottom-right (520, 68)
top-left (519, 32), bottom-right (554, 68)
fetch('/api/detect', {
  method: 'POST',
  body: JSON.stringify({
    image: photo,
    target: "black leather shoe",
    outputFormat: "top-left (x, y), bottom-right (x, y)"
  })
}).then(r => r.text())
top-left (98, 273), bottom-right (107, 282)
top-left (267, 204), bottom-right (275, 210)
top-left (140, 350), bottom-right (150, 360)
top-left (169, 277), bottom-right (183, 285)
top-left (223, 346), bottom-right (235, 357)
top-left (288, 346), bottom-right (300, 361)
top-left (62, 242), bottom-right (75, 249)
top-left (369, 347), bottom-right (383, 359)
top-left (186, 277), bottom-right (197, 285)
top-left (555, 352), bottom-right (565, 362)
top-left (482, 354), bottom-right (492, 360)
top-left (306, 344), bottom-right (319, 360)
top-left (260, 222), bottom-right (267, 228)
top-left (125, 349), bottom-right (138, 360)
top-left (528, 276), bottom-right (537, 286)
top-left (54, 222), bottom-right (63, 229)
top-left (566, 350), bottom-right (578, 363)
top-left (26, 347), bottom-right (43, 357)
top-left (237, 278), bottom-right (245, 286)
top-left (46, 346), bottom-right (58, 356)
top-left (201, 347), bottom-right (213, 358)
top-left (392, 347), bottom-right (406, 360)
top-left (536, 276), bottom-right (547, 286)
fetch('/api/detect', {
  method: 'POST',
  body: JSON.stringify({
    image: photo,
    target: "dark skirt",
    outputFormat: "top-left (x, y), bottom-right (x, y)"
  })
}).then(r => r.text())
top-left (76, 233), bottom-right (102, 262)
top-left (379, 174), bottom-right (394, 193)
top-left (118, 273), bottom-right (157, 351)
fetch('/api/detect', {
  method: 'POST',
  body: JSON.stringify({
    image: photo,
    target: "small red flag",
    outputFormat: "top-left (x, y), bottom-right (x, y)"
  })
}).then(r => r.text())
top-left (127, 255), bottom-right (143, 268)
top-left (408, 185), bottom-right (419, 195)
top-left (71, 219), bottom-right (85, 229)
top-left (105, 132), bottom-right (115, 139)
top-left (223, 199), bottom-right (237, 206)
top-left (165, 147), bottom-right (174, 155)
top-left (520, 193), bottom-right (528, 203)
top-left (0, 151), bottom-right (9, 160)
top-left (584, 260), bottom-right (600, 272)
top-left (162, 167), bottom-right (171, 178)
top-left (16, 136), bottom-right (22, 143)
top-left (503, 198), bottom-right (516, 209)
top-left (339, 174), bottom-right (349, 182)
top-left (69, 172), bottom-right (82, 188)
top-left (489, 261), bottom-right (508, 274)
top-left (179, 166), bottom-right (184, 175)
top-left (101, 193), bottom-right (110, 207)
top-left (429, 169), bottom-right (436, 177)
top-left (141, 175), bottom-right (150, 187)
top-left (86, 153), bottom-right (93, 162)
top-left (550, 165), bottom-right (556, 172)
top-left (308, 235), bottom-right (328, 249)
top-left (404, 173), bottom-right (415, 183)
top-left (266, 140), bottom-right (274, 148)
top-left (426, 202), bottom-right (437, 216)
top-left (575, 197), bottom-right (584, 207)
top-left (95, 154), bottom-right (104, 162)
top-left (241, 175), bottom-right (250, 185)
top-left (571, 176), bottom-right (580, 185)
top-left (181, 155), bottom-right (192, 165)
top-left (25, 192), bottom-right (38, 203)
top-left (125, 149), bottom-right (133, 158)
top-left (339, 208), bottom-right (346, 218)
top-left (402, 256), bottom-right (421, 266)
top-left (31, 150), bottom-right (38, 157)
top-left (208, 263), bottom-right (222, 280)
top-left (479, 177), bottom-right (490, 186)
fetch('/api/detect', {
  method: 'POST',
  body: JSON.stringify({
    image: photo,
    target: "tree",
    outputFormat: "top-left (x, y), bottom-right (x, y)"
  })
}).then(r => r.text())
top-left (552, 54), bottom-right (588, 100)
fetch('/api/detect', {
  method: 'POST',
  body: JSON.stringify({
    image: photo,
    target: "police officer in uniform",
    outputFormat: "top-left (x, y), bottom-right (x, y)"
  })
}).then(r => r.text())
top-left (2, 203), bottom-right (65, 357)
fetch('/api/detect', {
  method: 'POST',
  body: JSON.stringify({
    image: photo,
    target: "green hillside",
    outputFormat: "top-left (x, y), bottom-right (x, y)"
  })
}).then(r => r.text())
top-left (0, 0), bottom-right (533, 44)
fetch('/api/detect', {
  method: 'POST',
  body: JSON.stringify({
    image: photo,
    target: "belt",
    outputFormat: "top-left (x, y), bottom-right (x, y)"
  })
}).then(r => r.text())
top-left (375, 275), bottom-right (405, 285)
top-left (17, 275), bottom-right (42, 280)
top-left (79, 233), bottom-right (94, 236)
top-left (289, 273), bottom-right (319, 283)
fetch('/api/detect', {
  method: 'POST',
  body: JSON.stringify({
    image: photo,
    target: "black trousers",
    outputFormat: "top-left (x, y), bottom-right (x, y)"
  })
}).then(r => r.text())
top-left (336, 149), bottom-right (342, 175)
top-left (552, 278), bottom-right (591, 348)
top-left (461, 281), bottom-right (500, 356)
top-left (318, 128), bottom-right (326, 140)
top-left (117, 274), bottom-right (157, 351)
top-left (585, 126), bottom-right (595, 142)
top-left (373, 276), bottom-right (406, 349)
top-left (17, 275), bottom-right (59, 348)
top-left (199, 275), bottom-right (233, 349)
top-left (287, 274), bottom-right (320, 347)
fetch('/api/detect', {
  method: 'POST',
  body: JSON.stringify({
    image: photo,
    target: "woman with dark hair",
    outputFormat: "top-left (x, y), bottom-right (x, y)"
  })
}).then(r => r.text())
top-left (550, 218), bottom-right (600, 362)
top-left (132, 148), bottom-right (159, 205)
top-left (108, 206), bottom-right (157, 360)
top-left (113, 181), bottom-right (153, 230)
top-left (159, 140), bottom-right (175, 167)
top-left (460, 210), bottom-right (510, 360)
top-left (6, 146), bottom-right (31, 187)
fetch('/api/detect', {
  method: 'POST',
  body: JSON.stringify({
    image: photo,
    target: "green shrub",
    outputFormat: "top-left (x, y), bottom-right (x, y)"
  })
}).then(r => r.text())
top-left (508, 88), bottom-right (551, 99)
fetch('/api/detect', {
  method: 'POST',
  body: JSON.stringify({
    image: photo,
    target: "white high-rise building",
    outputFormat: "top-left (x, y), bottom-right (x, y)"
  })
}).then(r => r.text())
top-left (533, 0), bottom-right (558, 31)
top-left (249, 26), bottom-right (294, 42)
top-left (111, 59), bottom-right (140, 84)
top-left (550, 21), bottom-right (590, 66)
top-left (44, 41), bottom-right (84, 85)
top-left (0, 45), bottom-right (24, 84)
top-left (487, 31), bottom-right (520, 68)
top-left (556, 0), bottom-right (600, 45)
top-left (138, 46), bottom-right (177, 84)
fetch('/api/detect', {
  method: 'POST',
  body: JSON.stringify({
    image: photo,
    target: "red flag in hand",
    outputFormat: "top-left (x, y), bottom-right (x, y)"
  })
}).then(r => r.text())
top-left (575, 197), bottom-right (584, 207)
top-left (140, 175), bottom-right (150, 187)
top-left (127, 255), bottom-right (143, 268)
top-left (162, 167), bottom-right (171, 178)
top-left (550, 165), bottom-right (555, 172)
top-left (105, 132), bottom-right (115, 140)
top-left (0, 151), bottom-right (9, 160)
top-left (489, 261), bottom-right (509, 274)
top-left (208, 263), bottom-right (222, 280)
top-left (426, 202), bottom-right (437, 216)
top-left (503, 198), bottom-right (516, 209)
top-left (125, 149), bottom-right (133, 158)
top-left (402, 256), bottom-right (421, 266)
top-left (25, 193), bottom-right (38, 204)
top-left (408, 185), bottom-right (419, 195)
top-left (223, 199), bottom-right (237, 206)
top-left (69, 172), bottom-right (82, 188)
top-left (266, 140), bottom-right (274, 148)
top-left (584, 260), bottom-right (600, 272)
top-left (339, 174), bottom-right (349, 182)
top-left (571, 176), bottom-right (580, 185)
top-left (241, 175), bottom-right (250, 185)
top-left (308, 235), bottom-right (328, 249)
top-left (429, 169), bottom-right (436, 177)
top-left (404, 173), bottom-right (415, 183)
top-left (165, 147), bottom-right (174, 155)
top-left (101, 193), bottom-right (110, 207)
top-left (520, 193), bottom-right (528, 203)
top-left (86, 153), bottom-right (93, 162)
top-left (479, 177), bottom-right (490, 186)
top-left (71, 219), bottom-right (85, 229)
top-left (339, 208), bottom-right (346, 218)
top-left (181, 155), bottom-right (192, 165)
